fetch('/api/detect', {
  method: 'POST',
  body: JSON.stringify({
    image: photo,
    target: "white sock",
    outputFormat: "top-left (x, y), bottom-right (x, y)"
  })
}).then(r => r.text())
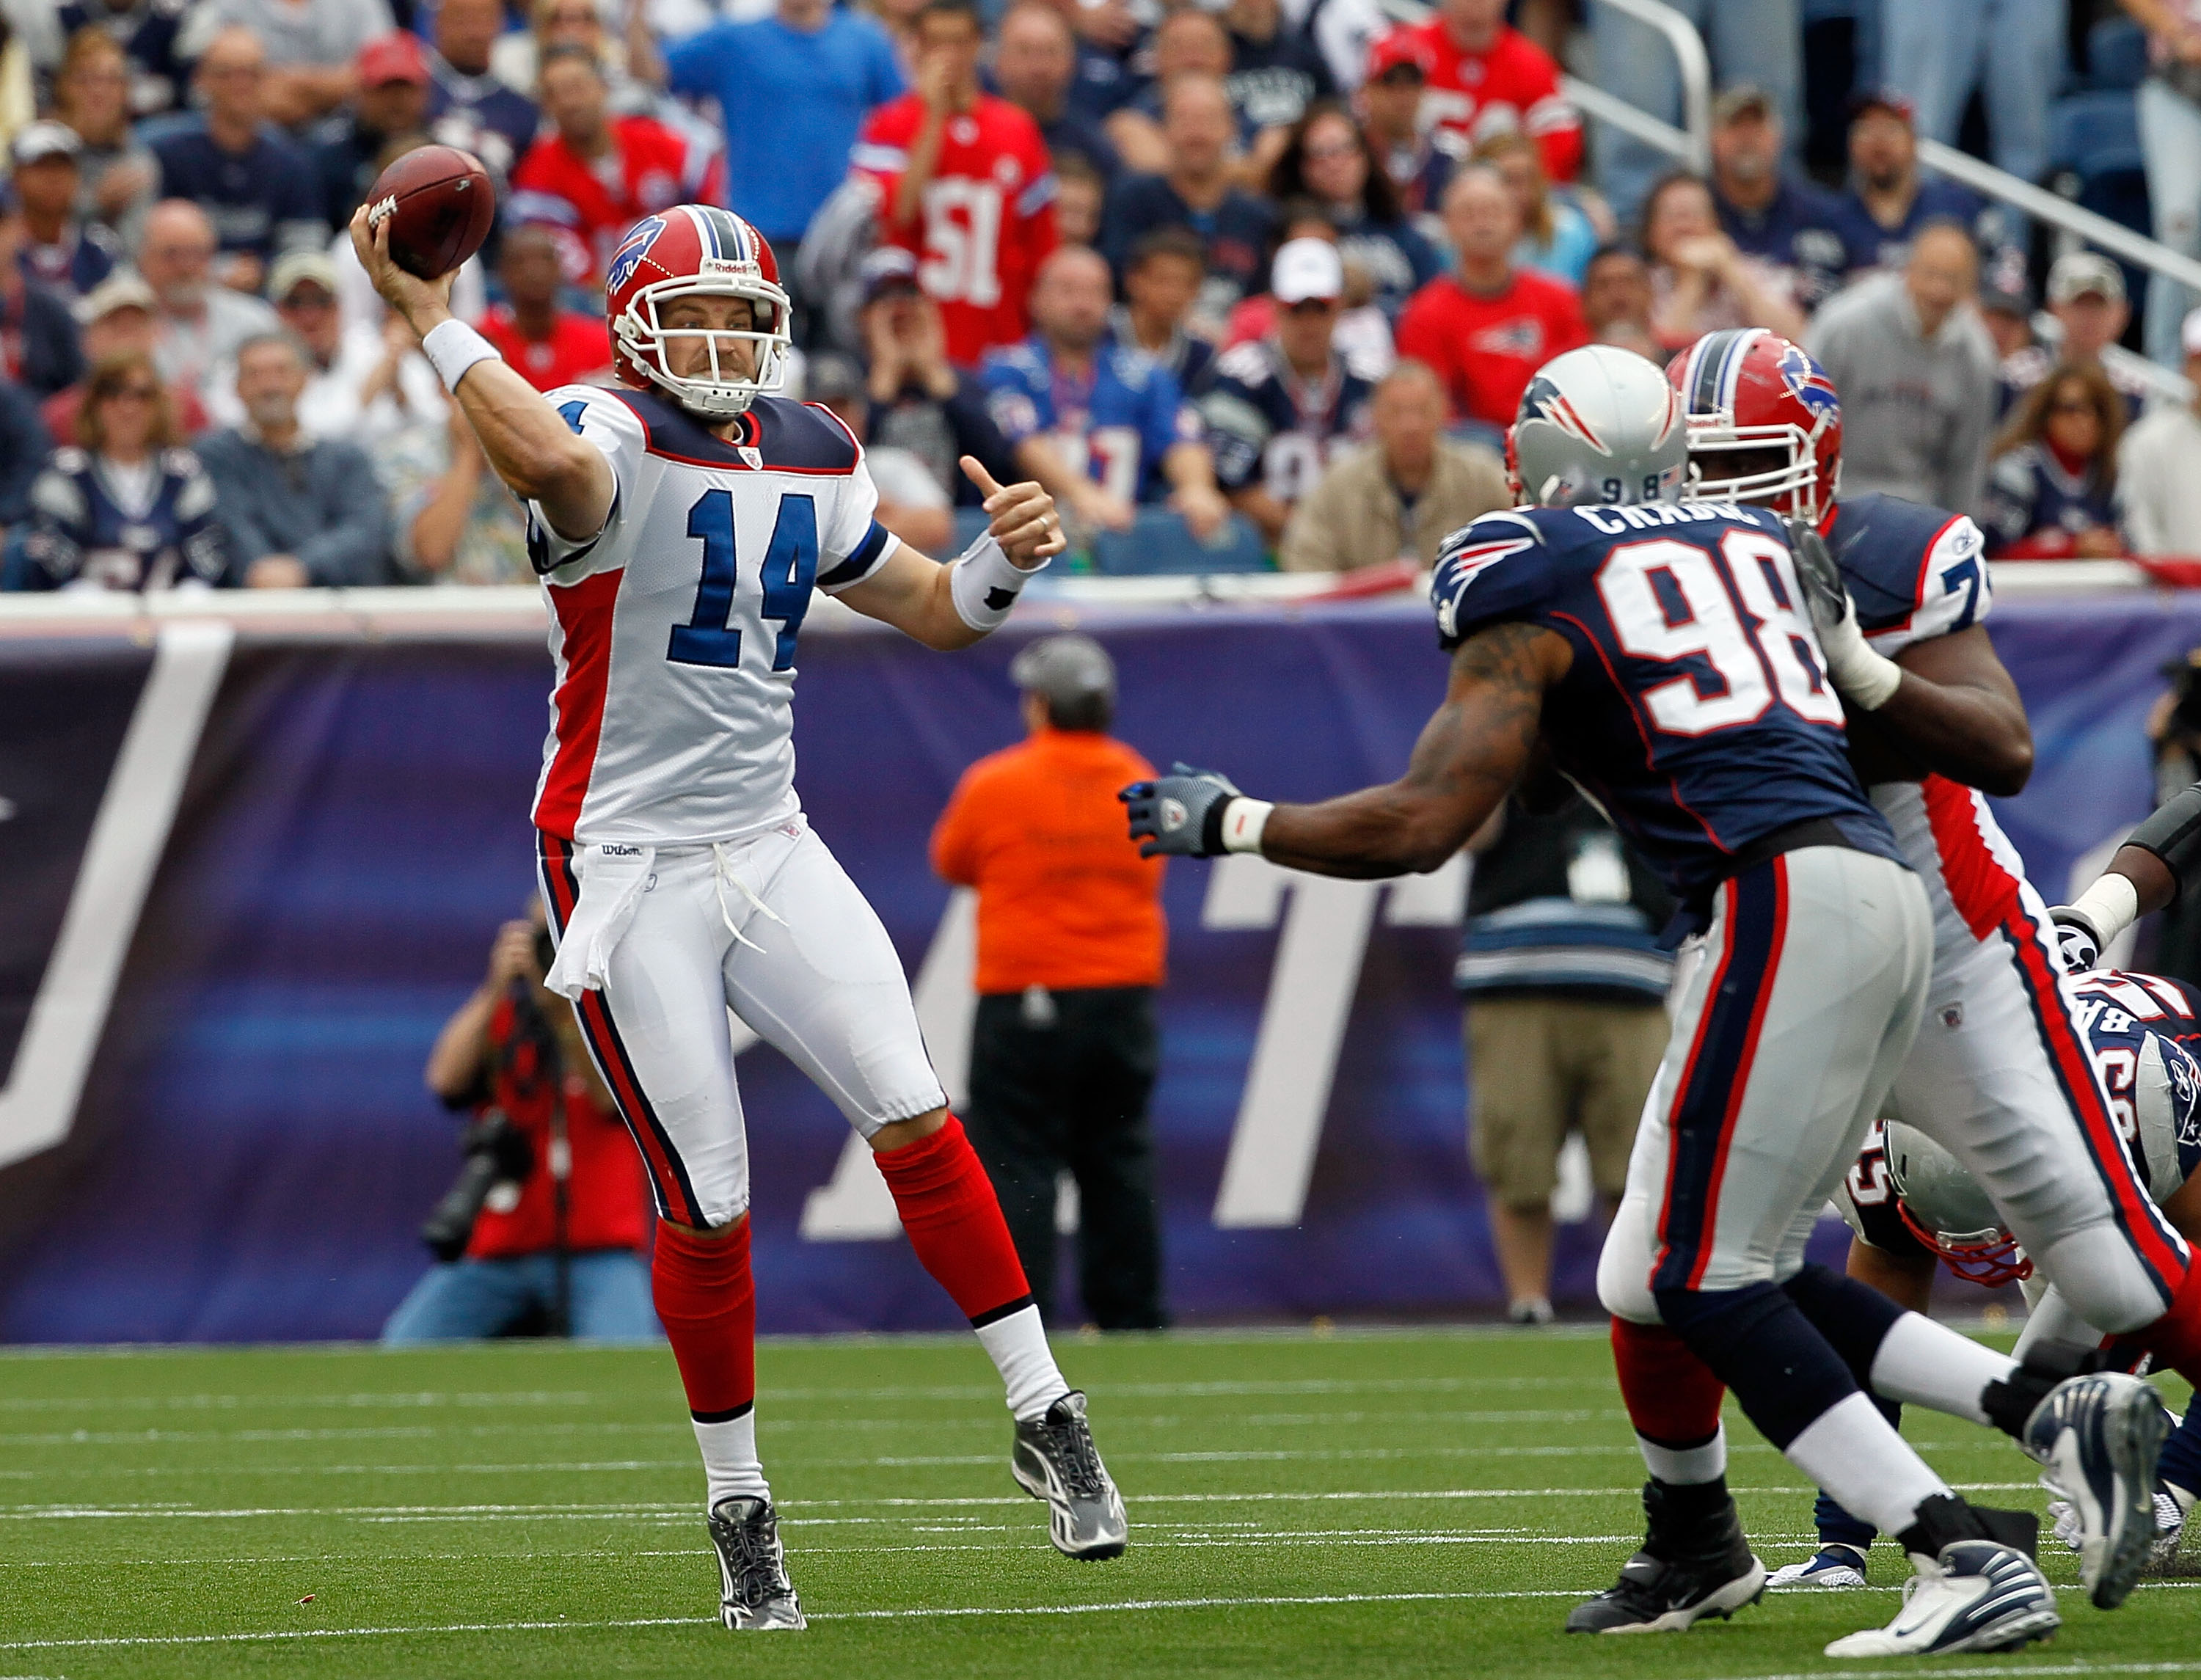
top-left (1785, 1390), bottom-right (1950, 1538)
top-left (1868, 1312), bottom-right (2017, 1426)
top-left (1638, 1422), bottom-right (1727, 1485)
top-left (975, 1303), bottom-right (1071, 1422)
top-left (694, 1411), bottom-right (770, 1509)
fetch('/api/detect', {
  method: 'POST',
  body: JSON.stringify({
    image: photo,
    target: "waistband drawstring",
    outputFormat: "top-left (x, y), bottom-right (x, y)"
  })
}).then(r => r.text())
top-left (712, 841), bottom-right (788, 954)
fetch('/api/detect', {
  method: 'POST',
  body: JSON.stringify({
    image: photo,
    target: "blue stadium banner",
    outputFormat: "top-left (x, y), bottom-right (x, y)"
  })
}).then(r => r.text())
top-left (0, 591), bottom-right (2195, 1343)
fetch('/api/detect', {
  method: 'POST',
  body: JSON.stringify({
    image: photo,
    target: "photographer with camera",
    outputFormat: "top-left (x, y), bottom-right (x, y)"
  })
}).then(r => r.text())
top-left (382, 905), bottom-right (657, 1343)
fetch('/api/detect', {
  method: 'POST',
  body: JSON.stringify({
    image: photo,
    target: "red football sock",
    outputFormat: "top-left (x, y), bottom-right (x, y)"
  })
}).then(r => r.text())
top-left (1613, 1315), bottom-right (1727, 1446)
top-left (874, 1115), bottom-right (1032, 1324)
top-left (651, 1216), bottom-right (756, 1422)
top-left (2134, 1252), bottom-right (2201, 1390)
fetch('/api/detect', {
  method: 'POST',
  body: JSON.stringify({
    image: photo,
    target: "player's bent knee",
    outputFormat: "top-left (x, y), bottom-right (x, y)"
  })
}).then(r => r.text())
top-left (869, 1106), bottom-right (951, 1153)
top-left (1596, 1206), bottom-right (1662, 1324)
top-left (661, 1208), bottom-right (751, 1243)
top-left (2035, 1224), bottom-right (2176, 1334)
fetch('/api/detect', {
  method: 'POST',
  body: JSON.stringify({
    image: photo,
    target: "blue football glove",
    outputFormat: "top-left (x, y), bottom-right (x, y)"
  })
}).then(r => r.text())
top-left (1120, 763), bottom-right (1244, 858)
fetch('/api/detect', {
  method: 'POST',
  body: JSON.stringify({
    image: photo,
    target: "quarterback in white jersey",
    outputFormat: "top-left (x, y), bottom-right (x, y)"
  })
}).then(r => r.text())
top-left (353, 199), bottom-right (1126, 1633)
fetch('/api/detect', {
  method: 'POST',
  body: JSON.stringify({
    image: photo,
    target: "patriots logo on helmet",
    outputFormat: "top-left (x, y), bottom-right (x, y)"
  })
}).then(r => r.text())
top-left (1519, 375), bottom-right (1605, 448)
top-left (606, 217), bottom-right (666, 293)
top-left (1775, 343), bottom-right (1839, 420)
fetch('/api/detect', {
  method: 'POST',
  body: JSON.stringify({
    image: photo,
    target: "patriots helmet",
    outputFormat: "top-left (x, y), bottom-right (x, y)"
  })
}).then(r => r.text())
top-left (605, 205), bottom-right (792, 418)
top-left (1883, 1120), bottom-right (2033, 1288)
top-left (1667, 327), bottom-right (1843, 523)
top-left (1506, 343), bottom-right (1687, 508)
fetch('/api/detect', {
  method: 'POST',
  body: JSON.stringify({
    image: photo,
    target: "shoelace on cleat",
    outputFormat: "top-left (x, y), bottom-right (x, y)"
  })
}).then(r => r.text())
top-left (1042, 1411), bottom-right (1109, 1501)
top-left (718, 1508), bottom-right (789, 1606)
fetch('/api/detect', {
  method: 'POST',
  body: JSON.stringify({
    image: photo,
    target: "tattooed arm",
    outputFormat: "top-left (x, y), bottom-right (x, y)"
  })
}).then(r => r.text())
top-left (1255, 621), bottom-right (1575, 879)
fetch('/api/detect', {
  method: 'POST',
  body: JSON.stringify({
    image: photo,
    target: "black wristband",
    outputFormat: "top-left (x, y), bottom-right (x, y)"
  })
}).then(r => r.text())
top-left (2125, 781), bottom-right (2201, 903)
top-left (1199, 795), bottom-right (1232, 857)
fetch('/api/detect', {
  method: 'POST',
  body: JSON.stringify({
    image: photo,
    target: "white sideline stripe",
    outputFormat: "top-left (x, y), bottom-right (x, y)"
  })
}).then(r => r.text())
top-left (1713, 1666), bottom-right (2201, 1680)
top-left (0, 1391), bottom-right (602, 1414)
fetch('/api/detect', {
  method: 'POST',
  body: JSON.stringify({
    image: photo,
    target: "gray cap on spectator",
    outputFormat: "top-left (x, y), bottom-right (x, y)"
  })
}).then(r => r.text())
top-left (1979, 276), bottom-right (2032, 318)
top-left (805, 352), bottom-right (864, 406)
top-left (2048, 251), bottom-right (2125, 307)
top-left (1711, 84), bottom-right (1773, 126)
top-left (74, 269), bottom-right (158, 324)
top-left (861, 244), bottom-right (921, 302)
top-left (1010, 635), bottom-right (1116, 710)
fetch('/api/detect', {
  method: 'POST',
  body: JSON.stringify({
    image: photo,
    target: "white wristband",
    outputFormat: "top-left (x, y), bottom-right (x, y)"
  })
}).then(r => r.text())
top-left (423, 318), bottom-right (501, 393)
top-left (1817, 607), bottom-right (1904, 711)
top-left (1220, 798), bottom-right (1273, 854)
top-left (947, 530), bottom-right (1047, 632)
top-left (2070, 872), bottom-right (2142, 949)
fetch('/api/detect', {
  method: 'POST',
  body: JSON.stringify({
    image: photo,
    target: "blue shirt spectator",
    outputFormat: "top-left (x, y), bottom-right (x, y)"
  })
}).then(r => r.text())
top-left (422, 0), bottom-right (541, 185)
top-left (151, 30), bottom-right (325, 282)
top-left (1103, 172), bottom-right (1277, 319)
top-left (1829, 92), bottom-right (2001, 280)
top-left (0, 376), bottom-right (51, 534)
top-left (981, 336), bottom-right (1192, 505)
top-left (0, 258), bottom-right (87, 399)
top-left (663, 0), bottom-right (903, 245)
top-left (1706, 87), bottom-right (1849, 313)
top-left (49, 0), bottom-right (194, 117)
top-left (990, 3), bottom-right (1121, 186)
top-left (11, 123), bottom-right (123, 301)
top-left (1270, 104), bottom-right (1441, 316)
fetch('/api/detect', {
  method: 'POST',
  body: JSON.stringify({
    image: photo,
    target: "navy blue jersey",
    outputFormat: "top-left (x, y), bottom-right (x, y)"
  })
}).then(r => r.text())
top-left (54, 0), bottom-right (191, 115)
top-left (1197, 340), bottom-right (1374, 500)
top-left (1979, 442), bottom-right (2119, 558)
top-left (1827, 489), bottom-right (1989, 659)
top-left (1431, 499), bottom-right (1902, 905)
top-left (151, 119), bottom-right (324, 259)
top-left (1716, 173), bottom-right (1849, 312)
top-left (2070, 970), bottom-right (2201, 1205)
top-left (24, 445), bottom-right (228, 591)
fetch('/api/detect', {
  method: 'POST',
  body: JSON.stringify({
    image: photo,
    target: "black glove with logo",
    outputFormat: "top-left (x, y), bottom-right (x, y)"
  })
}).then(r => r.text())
top-left (1120, 763), bottom-right (1244, 858)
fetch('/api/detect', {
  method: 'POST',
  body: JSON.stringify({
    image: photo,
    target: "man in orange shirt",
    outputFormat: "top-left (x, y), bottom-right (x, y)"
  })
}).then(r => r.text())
top-left (930, 636), bottom-right (1169, 1329)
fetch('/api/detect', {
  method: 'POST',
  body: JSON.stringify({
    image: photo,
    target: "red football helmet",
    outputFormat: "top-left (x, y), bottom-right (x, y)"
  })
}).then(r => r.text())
top-left (1666, 327), bottom-right (1843, 523)
top-left (605, 205), bottom-right (792, 418)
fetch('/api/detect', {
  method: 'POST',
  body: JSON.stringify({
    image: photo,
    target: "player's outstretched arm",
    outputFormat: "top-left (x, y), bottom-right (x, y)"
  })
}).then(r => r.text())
top-left (2053, 782), bottom-right (2201, 968)
top-left (1123, 621), bottom-right (1572, 878)
top-left (348, 208), bottom-right (614, 544)
top-left (836, 456), bottom-right (1066, 651)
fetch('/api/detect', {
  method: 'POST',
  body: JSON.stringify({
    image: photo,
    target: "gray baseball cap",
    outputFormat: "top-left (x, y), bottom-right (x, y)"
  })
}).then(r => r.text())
top-left (1010, 635), bottom-right (1116, 709)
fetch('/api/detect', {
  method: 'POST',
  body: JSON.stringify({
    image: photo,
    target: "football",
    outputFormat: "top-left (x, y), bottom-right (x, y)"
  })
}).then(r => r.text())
top-left (363, 145), bottom-right (497, 280)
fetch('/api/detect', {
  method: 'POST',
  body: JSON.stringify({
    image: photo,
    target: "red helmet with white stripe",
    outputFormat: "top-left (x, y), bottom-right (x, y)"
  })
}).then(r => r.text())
top-left (605, 204), bottom-right (792, 418)
top-left (1667, 328), bottom-right (1843, 523)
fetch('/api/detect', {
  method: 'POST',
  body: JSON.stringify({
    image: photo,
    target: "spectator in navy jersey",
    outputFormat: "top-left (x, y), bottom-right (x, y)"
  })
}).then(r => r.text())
top-left (1982, 362), bottom-right (2126, 560)
top-left (1359, 33), bottom-right (1453, 227)
top-left (314, 33), bottom-right (434, 232)
top-left (1109, 227), bottom-right (1218, 396)
top-left (0, 376), bottom-right (51, 546)
top-left (1102, 73), bottom-right (1278, 332)
top-left (151, 28), bottom-right (325, 295)
top-left (423, 0), bottom-right (539, 186)
top-left (858, 248), bottom-right (1021, 509)
top-left (0, 185), bottom-right (87, 398)
top-left (993, 3), bottom-right (1120, 186)
top-left (22, 349), bottom-right (228, 592)
top-left (1826, 90), bottom-right (1998, 279)
top-left (36, 0), bottom-right (194, 117)
top-left (10, 123), bottom-right (121, 301)
top-left (1706, 84), bottom-right (1846, 315)
top-left (1221, 0), bottom-right (1335, 142)
top-left (1268, 101), bottom-right (1439, 318)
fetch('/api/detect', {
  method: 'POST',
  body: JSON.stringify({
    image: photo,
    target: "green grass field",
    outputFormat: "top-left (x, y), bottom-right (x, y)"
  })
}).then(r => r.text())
top-left (0, 1327), bottom-right (2193, 1679)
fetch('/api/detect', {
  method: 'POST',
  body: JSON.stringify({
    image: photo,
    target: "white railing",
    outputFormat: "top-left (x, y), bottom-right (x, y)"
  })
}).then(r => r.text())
top-left (1563, 0), bottom-right (1712, 173)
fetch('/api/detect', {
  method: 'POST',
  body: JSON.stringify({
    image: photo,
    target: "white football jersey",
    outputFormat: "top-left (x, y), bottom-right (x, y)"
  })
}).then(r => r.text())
top-left (528, 384), bottom-right (898, 844)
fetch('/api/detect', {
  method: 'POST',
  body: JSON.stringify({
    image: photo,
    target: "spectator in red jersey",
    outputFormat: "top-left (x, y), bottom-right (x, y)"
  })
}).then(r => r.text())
top-left (1394, 163), bottom-right (1585, 431)
top-left (852, 0), bottom-right (1059, 368)
top-left (1370, 0), bottom-right (1580, 184)
top-left (480, 224), bottom-right (613, 392)
top-left (510, 45), bottom-right (724, 288)
top-left (383, 907), bottom-right (656, 1343)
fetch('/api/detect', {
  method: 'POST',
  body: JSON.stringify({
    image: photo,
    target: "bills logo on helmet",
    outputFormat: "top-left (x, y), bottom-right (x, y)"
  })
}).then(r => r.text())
top-left (606, 218), bottom-right (665, 293)
top-left (1775, 342), bottom-right (1839, 421)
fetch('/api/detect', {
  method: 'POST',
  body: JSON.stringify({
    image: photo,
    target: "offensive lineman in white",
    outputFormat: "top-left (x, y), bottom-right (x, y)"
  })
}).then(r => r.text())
top-left (352, 200), bottom-right (1126, 1632)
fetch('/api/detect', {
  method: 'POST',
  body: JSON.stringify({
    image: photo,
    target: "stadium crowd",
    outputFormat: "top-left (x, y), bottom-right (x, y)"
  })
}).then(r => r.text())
top-left (6, 0), bottom-right (2201, 587)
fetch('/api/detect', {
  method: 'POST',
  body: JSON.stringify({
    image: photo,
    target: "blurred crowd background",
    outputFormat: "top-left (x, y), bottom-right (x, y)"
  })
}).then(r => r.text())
top-left (4, 0), bottom-right (2201, 590)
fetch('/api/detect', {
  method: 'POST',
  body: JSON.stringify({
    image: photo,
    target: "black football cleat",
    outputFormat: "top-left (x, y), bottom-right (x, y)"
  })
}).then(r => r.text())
top-left (1566, 1480), bottom-right (1767, 1634)
top-left (706, 1495), bottom-right (806, 1631)
top-left (1012, 1390), bottom-right (1128, 1560)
